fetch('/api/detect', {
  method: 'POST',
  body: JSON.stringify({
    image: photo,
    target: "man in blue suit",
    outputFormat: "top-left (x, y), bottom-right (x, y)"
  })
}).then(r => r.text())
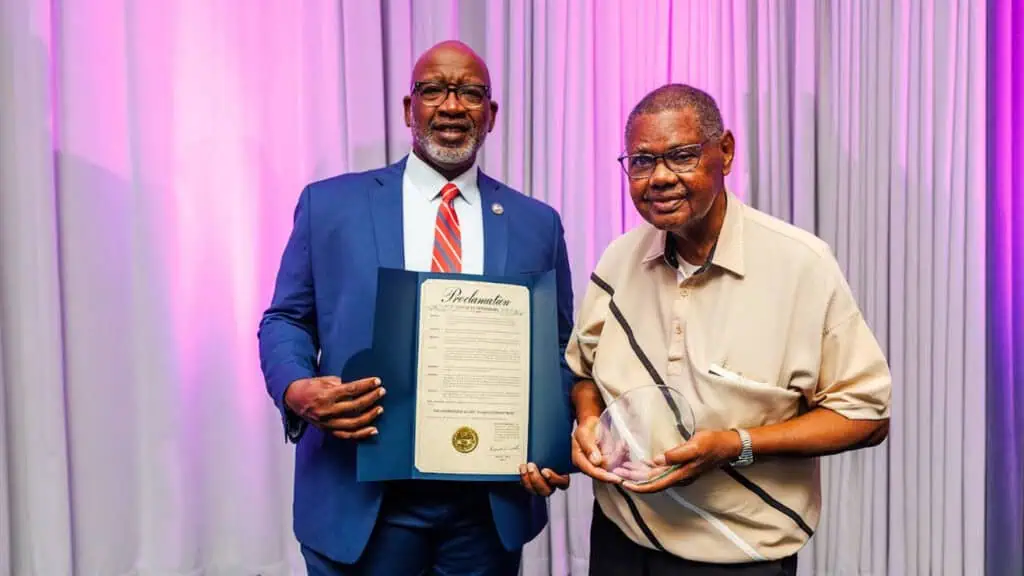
top-left (258, 40), bottom-right (574, 575)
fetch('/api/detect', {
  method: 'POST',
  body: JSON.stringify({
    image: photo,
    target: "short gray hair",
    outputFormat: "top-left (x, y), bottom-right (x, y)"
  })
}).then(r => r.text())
top-left (625, 84), bottom-right (724, 144)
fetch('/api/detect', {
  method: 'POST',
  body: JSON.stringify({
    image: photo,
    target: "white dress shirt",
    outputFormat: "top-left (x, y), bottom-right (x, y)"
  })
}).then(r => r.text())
top-left (402, 151), bottom-right (484, 274)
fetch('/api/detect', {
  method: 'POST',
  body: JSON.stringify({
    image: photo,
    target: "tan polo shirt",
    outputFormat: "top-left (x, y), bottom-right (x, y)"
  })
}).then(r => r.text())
top-left (565, 190), bottom-right (891, 563)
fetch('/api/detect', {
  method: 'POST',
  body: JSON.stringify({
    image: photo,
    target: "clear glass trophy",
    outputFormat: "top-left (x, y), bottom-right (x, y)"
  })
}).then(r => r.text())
top-left (595, 384), bottom-right (696, 484)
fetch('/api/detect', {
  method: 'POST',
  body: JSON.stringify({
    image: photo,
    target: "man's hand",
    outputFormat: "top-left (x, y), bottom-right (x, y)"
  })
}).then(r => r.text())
top-left (619, 408), bottom-right (890, 493)
top-left (284, 376), bottom-right (385, 440)
top-left (571, 416), bottom-right (626, 485)
top-left (622, 430), bottom-right (740, 493)
top-left (519, 463), bottom-right (570, 497)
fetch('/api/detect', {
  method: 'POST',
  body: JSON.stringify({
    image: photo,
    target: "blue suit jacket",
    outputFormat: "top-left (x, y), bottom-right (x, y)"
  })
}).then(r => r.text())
top-left (258, 157), bottom-right (575, 564)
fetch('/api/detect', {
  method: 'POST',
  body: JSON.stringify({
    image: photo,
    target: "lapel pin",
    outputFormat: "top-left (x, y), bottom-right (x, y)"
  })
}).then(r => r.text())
top-left (491, 202), bottom-right (504, 215)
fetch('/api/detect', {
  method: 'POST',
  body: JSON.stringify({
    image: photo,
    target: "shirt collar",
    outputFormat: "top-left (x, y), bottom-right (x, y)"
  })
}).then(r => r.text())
top-left (641, 189), bottom-right (746, 277)
top-left (404, 150), bottom-right (479, 204)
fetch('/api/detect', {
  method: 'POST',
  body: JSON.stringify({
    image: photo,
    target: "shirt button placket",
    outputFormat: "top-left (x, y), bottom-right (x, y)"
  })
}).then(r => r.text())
top-left (667, 285), bottom-right (688, 373)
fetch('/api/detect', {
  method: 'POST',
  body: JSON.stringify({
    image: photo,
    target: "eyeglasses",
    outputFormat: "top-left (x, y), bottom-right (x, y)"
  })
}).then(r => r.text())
top-left (617, 142), bottom-right (708, 180)
top-left (412, 82), bottom-right (491, 109)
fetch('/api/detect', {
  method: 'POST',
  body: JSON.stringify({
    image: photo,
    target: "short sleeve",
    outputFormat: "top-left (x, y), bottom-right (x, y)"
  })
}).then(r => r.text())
top-left (808, 261), bottom-right (892, 420)
top-left (564, 276), bottom-right (613, 381)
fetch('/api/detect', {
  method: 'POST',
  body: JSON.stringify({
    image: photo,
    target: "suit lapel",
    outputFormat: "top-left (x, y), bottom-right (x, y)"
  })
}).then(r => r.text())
top-left (479, 171), bottom-right (508, 276)
top-left (370, 158), bottom-right (407, 269)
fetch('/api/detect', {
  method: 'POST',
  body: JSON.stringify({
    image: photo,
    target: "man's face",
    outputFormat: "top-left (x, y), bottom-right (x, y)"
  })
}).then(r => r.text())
top-left (404, 45), bottom-right (497, 169)
top-left (623, 107), bottom-right (734, 234)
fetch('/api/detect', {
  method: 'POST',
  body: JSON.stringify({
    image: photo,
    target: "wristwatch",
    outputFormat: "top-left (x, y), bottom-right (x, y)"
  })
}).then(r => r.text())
top-left (731, 429), bottom-right (754, 467)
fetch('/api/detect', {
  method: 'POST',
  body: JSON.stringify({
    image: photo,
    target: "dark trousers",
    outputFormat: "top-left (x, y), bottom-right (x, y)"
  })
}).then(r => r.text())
top-left (589, 501), bottom-right (798, 576)
top-left (302, 482), bottom-right (520, 576)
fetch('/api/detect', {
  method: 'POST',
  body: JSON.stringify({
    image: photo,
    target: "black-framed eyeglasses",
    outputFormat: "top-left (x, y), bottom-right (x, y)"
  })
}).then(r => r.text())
top-left (617, 141), bottom-right (709, 180)
top-left (412, 81), bottom-right (491, 109)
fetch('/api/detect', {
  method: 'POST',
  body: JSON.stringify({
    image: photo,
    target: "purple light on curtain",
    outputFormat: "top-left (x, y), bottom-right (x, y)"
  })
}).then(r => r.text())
top-left (987, 0), bottom-right (1024, 573)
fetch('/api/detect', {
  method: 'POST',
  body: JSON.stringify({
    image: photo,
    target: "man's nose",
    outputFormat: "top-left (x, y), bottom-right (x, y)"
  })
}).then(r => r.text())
top-left (438, 90), bottom-right (466, 114)
top-left (648, 158), bottom-right (679, 188)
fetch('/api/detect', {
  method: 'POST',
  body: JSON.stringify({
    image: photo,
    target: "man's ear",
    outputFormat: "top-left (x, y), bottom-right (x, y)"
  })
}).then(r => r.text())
top-left (487, 100), bottom-right (499, 132)
top-left (719, 130), bottom-right (735, 176)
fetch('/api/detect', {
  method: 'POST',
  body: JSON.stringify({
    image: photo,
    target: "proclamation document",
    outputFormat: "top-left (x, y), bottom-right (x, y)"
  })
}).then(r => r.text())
top-left (414, 278), bottom-right (530, 475)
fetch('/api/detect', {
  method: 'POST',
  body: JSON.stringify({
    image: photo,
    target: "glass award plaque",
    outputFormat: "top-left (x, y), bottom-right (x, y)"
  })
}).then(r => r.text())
top-left (596, 385), bottom-right (696, 484)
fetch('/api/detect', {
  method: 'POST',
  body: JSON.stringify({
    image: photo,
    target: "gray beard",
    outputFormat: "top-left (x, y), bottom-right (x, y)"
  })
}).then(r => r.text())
top-left (412, 117), bottom-right (479, 166)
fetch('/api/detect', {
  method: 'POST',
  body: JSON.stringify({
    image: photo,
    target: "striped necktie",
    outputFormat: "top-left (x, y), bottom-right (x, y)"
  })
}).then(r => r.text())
top-left (431, 183), bottom-right (462, 273)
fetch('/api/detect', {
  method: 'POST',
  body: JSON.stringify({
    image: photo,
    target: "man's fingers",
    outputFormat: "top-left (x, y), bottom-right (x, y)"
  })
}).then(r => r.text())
top-left (612, 466), bottom-right (654, 483)
top-left (322, 405), bottom-right (384, 431)
top-left (657, 441), bottom-right (699, 466)
top-left (622, 462), bottom-right (700, 493)
top-left (541, 468), bottom-right (571, 489)
top-left (573, 422), bottom-right (602, 465)
top-left (604, 440), bottom-right (630, 469)
top-left (622, 465), bottom-right (688, 493)
top-left (330, 426), bottom-right (378, 440)
top-left (327, 376), bottom-right (382, 402)
top-left (519, 464), bottom-right (550, 496)
top-left (317, 385), bottom-right (386, 420)
top-left (572, 435), bottom-right (623, 484)
top-left (518, 464), bottom-right (536, 494)
top-left (519, 463), bottom-right (553, 496)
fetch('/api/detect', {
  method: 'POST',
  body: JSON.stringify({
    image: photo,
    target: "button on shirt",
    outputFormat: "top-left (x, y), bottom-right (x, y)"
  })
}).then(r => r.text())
top-left (402, 151), bottom-right (483, 274)
top-left (565, 190), bottom-right (891, 563)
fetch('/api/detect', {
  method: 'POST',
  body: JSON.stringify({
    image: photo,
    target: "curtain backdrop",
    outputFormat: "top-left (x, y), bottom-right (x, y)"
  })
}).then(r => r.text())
top-left (986, 0), bottom-right (1023, 573)
top-left (0, 1), bottom-right (987, 575)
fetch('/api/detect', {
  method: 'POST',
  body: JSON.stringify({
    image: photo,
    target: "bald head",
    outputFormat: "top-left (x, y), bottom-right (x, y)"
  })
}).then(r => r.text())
top-left (404, 40), bottom-right (498, 179)
top-left (410, 40), bottom-right (491, 90)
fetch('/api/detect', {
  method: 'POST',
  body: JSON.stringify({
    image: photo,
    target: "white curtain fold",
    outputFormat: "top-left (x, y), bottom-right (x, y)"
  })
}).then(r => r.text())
top-left (0, 1), bottom-right (985, 574)
top-left (1, 0), bottom-right (75, 574)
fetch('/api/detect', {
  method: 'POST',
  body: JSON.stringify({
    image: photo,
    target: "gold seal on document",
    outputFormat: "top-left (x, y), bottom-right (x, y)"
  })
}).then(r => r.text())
top-left (452, 426), bottom-right (479, 453)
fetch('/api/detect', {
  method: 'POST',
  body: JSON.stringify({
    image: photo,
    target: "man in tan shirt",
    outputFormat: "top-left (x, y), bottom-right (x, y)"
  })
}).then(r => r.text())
top-left (565, 84), bottom-right (891, 575)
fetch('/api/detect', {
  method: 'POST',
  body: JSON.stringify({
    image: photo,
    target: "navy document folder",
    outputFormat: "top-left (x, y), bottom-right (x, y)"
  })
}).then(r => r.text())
top-left (344, 267), bottom-right (574, 482)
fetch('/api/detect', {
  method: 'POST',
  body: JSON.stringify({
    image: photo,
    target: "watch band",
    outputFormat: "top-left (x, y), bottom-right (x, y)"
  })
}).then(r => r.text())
top-left (732, 428), bottom-right (754, 467)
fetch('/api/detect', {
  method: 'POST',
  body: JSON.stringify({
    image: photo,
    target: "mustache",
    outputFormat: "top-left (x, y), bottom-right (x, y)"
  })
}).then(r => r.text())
top-left (643, 187), bottom-right (690, 201)
top-left (428, 119), bottom-right (475, 131)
